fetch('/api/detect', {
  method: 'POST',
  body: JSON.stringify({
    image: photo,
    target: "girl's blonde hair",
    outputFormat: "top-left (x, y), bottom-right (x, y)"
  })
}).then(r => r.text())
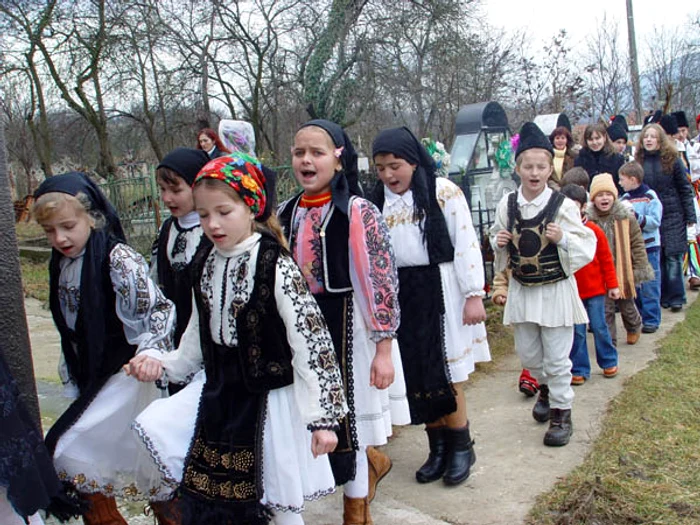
top-left (32, 191), bottom-right (104, 229)
top-left (634, 123), bottom-right (679, 173)
top-left (193, 178), bottom-right (289, 250)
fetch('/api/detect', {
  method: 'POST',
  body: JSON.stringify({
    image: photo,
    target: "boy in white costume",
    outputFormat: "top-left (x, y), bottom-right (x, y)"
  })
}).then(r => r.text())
top-left (491, 122), bottom-right (596, 447)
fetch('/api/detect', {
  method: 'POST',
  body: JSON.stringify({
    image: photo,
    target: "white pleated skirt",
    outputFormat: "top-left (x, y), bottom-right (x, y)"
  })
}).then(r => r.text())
top-left (133, 370), bottom-right (337, 512)
top-left (52, 371), bottom-right (164, 499)
top-left (439, 262), bottom-right (491, 383)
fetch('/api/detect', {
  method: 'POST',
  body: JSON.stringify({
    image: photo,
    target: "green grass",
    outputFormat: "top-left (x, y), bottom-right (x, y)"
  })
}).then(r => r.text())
top-left (15, 220), bottom-right (45, 242)
top-left (527, 299), bottom-right (700, 525)
top-left (20, 257), bottom-right (49, 304)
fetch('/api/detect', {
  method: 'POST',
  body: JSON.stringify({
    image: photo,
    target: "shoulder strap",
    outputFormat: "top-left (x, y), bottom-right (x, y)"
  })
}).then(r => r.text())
top-left (506, 192), bottom-right (518, 232)
top-left (543, 192), bottom-right (566, 224)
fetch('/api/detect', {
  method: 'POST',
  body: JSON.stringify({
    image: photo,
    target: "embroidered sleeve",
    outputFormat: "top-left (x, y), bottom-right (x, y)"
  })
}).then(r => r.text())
top-left (159, 297), bottom-right (205, 385)
top-left (275, 254), bottom-right (347, 428)
top-left (109, 243), bottom-right (175, 355)
top-left (348, 198), bottom-right (400, 340)
top-left (437, 178), bottom-right (485, 297)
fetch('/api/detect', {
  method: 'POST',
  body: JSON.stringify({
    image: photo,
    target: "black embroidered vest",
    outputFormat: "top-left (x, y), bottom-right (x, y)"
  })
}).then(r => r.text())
top-left (156, 217), bottom-right (211, 345)
top-left (49, 236), bottom-right (135, 392)
top-left (278, 193), bottom-right (352, 293)
top-left (507, 191), bottom-right (567, 286)
top-left (193, 235), bottom-right (294, 393)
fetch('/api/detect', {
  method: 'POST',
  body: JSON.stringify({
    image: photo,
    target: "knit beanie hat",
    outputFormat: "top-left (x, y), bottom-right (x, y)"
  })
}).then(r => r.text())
top-left (590, 173), bottom-right (618, 201)
top-left (516, 122), bottom-right (553, 159)
top-left (157, 147), bottom-right (210, 185)
top-left (610, 115), bottom-right (629, 132)
top-left (607, 123), bottom-right (627, 142)
top-left (672, 111), bottom-right (689, 129)
top-left (659, 114), bottom-right (679, 136)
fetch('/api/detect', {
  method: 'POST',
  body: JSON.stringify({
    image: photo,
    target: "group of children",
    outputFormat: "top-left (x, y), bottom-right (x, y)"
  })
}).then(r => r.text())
top-left (18, 119), bottom-right (491, 525)
top-left (495, 114), bottom-right (696, 449)
top-left (14, 109), bottom-right (697, 525)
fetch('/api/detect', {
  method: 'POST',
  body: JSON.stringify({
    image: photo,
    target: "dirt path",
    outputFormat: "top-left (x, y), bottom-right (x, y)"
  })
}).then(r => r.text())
top-left (25, 294), bottom-right (697, 525)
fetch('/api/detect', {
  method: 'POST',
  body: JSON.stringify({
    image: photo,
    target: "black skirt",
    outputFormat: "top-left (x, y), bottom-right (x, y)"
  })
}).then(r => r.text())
top-left (397, 265), bottom-right (456, 424)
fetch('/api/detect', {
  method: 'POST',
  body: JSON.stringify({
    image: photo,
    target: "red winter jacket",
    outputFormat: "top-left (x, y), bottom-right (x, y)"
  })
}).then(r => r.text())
top-left (574, 220), bottom-right (619, 300)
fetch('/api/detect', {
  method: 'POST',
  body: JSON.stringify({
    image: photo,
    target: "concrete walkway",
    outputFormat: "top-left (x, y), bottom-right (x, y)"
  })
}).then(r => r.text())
top-left (26, 293), bottom-right (696, 525)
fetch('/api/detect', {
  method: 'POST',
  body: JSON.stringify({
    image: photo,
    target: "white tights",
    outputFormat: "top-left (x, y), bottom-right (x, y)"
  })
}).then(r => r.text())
top-left (343, 445), bottom-right (369, 498)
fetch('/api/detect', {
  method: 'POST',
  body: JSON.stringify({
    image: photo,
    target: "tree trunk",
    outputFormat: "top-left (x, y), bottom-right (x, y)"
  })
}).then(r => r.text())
top-left (0, 120), bottom-right (42, 429)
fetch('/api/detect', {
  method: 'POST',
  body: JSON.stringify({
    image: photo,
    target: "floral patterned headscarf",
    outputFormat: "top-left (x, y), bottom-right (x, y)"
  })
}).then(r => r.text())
top-left (194, 153), bottom-right (267, 219)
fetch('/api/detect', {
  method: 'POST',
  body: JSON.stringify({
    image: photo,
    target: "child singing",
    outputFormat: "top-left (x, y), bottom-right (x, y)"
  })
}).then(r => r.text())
top-left (491, 123), bottom-right (596, 447)
top-left (278, 120), bottom-right (409, 525)
top-left (369, 127), bottom-right (490, 486)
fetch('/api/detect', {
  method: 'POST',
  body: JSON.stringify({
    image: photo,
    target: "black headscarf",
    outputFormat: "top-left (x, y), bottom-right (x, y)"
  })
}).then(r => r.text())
top-left (299, 119), bottom-right (363, 215)
top-left (370, 127), bottom-right (454, 264)
top-left (34, 173), bottom-right (127, 394)
top-left (34, 172), bottom-right (125, 241)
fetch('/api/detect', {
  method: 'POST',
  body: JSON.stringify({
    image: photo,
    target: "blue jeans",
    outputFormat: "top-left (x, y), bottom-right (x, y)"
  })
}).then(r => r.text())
top-left (569, 294), bottom-right (618, 378)
top-left (636, 247), bottom-right (661, 328)
top-left (660, 250), bottom-right (686, 307)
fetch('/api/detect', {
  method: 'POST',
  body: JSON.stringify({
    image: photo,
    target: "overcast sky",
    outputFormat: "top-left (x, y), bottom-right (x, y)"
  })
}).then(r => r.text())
top-left (483, 0), bottom-right (698, 50)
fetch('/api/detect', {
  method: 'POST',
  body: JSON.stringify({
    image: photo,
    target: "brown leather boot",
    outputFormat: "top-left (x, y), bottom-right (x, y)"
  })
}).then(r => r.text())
top-left (343, 495), bottom-right (374, 525)
top-left (366, 446), bottom-right (392, 502)
top-left (81, 493), bottom-right (128, 525)
top-left (149, 500), bottom-right (181, 525)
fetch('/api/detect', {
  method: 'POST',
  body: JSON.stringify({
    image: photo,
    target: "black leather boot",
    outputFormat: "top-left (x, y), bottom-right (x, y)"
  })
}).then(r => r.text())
top-left (532, 384), bottom-right (550, 423)
top-left (543, 408), bottom-right (573, 447)
top-left (442, 426), bottom-right (476, 486)
top-left (415, 426), bottom-right (448, 483)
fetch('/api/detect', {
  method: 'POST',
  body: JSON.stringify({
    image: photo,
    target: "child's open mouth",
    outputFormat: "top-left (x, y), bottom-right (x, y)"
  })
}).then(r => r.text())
top-left (300, 170), bottom-right (316, 179)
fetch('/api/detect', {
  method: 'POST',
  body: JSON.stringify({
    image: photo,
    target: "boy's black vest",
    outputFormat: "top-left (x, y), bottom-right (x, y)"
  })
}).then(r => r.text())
top-left (278, 193), bottom-right (353, 292)
top-left (192, 235), bottom-right (294, 393)
top-left (156, 217), bottom-right (211, 345)
top-left (507, 191), bottom-right (567, 286)
top-left (45, 232), bottom-right (137, 454)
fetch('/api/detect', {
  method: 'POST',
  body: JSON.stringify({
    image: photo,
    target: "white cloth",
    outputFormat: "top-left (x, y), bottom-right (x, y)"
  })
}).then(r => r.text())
top-left (134, 233), bottom-right (347, 511)
top-left (382, 178), bottom-right (491, 382)
top-left (513, 323), bottom-right (574, 409)
top-left (491, 187), bottom-right (596, 327)
top-left (52, 243), bottom-right (175, 498)
top-left (343, 446), bottom-right (368, 498)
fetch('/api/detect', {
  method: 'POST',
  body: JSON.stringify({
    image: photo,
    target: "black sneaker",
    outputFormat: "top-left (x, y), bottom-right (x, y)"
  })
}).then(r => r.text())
top-left (670, 305), bottom-right (683, 313)
top-left (642, 325), bottom-right (658, 334)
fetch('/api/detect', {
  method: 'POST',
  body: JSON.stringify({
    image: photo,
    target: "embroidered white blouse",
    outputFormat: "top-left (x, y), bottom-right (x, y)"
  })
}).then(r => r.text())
top-left (382, 177), bottom-right (485, 297)
top-left (159, 233), bottom-right (348, 427)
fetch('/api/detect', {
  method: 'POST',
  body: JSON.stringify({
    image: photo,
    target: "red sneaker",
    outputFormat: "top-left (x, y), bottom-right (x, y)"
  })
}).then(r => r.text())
top-left (518, 369), bottom-right (539, 397)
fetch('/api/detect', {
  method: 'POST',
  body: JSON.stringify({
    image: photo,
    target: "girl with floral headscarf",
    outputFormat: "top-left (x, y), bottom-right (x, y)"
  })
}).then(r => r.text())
top-left (129, 153), bottom-right (347, 525)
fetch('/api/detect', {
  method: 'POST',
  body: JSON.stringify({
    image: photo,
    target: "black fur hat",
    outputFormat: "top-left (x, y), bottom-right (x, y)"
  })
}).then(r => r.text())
top-left (607, 123), bottom-right (627, 142)
top-left (611, 115), bottom-right (629, 132)
top-left (660, 114), bottom-right (679, 136)
top-left (643, 110), bottom-right (662, 126)
top-left (516, 122), bottom-right (553, 159)
top-left (672, 111), bottom-right (689, 129)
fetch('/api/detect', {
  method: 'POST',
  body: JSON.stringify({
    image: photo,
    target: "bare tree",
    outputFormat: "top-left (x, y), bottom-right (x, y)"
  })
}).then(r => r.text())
top-left (582, 16), bottom-right (632, 121)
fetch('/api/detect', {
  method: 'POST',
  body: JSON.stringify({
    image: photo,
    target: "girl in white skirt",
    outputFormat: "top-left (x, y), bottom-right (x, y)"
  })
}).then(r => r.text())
top-left (32, 172), bottom-right (176, 524)
top-left (128, 153), bottom-right (347, 525)
top-left (369, 127), bottom-right (491, 486)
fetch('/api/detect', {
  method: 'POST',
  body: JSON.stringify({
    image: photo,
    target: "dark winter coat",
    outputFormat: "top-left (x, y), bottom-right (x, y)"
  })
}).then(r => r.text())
top-left (574, 148), bottom-right (625, 190)
top-left (641, 151), bottom-right (696, 255)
